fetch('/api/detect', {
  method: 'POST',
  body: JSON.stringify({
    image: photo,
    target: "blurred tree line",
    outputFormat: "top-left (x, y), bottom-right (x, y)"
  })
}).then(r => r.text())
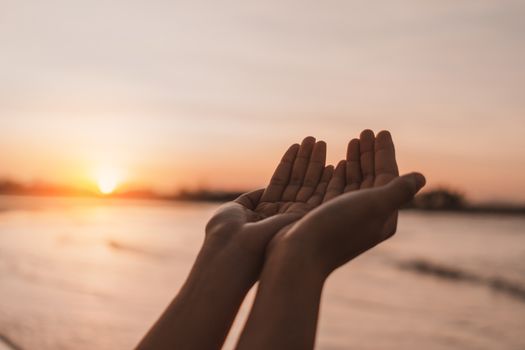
top-left (411, 188), bottom-right (465, 210)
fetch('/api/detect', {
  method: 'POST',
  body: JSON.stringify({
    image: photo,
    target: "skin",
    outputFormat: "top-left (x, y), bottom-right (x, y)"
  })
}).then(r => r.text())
top-left (137, 136), bottom-right (334, 350)
top-left (137, 130), bottom-right (426, 350)
top-left (235, 130), bottom-right (426, 350)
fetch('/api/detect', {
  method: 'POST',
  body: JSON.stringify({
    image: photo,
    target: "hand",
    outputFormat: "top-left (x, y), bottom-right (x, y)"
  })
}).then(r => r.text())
top-left (267, 130), bottom-right (425, 276)
top-left (138, 136), bottom-right (333, 350)
top-left (203, 136), bottom-right (333, 282)
top-left (325, 129), bottom-right (400, 237)
top-left (236, 130), bottom-right (425, 350)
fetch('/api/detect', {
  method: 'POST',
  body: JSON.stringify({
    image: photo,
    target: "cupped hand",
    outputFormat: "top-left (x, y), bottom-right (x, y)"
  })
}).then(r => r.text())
top-left (203, 136), bottom-right (333, 280)
top-left (268, 130), bottom-right (426, 276)
top-left (324, 129), bottom-right (400, 237)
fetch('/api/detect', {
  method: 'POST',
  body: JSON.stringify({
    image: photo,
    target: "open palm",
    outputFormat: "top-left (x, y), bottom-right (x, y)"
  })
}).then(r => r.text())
top-left (262, 129), bottom-right (400, 254)
top-left (204, 137), bottom-right (331, 262)
top-left (254, 136), bottom-right (333, 218)
top-left (322, 129), bottom-right (400, 237)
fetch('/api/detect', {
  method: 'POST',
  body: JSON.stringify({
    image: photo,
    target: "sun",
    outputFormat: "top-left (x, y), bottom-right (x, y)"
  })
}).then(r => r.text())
top-left (96, 167), bottom-right (120, 195)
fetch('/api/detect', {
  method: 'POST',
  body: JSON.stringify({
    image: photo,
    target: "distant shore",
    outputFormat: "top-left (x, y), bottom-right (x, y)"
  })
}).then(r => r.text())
top-left (403, 205), bottom-right (525, 216)
top-left (1, 181), bottom-right (524, 215)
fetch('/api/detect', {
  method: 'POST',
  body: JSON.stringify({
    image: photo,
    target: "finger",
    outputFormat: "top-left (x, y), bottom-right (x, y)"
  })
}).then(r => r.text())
top-left (235, 188), bottom-right (265, 210)
top-left (323, 160), bottom-right (346, 202)
top-left (379, 172), bottom-right (426, 211)
top-left (260, 143), bottom-right (300, 202)
top-left (307, 165), bottom-right (334, 206)
top-left (359, 129), bottom-right (375, 188)
top-left (374, 130), bottom-right (399, 187)
top-left (296, 141), bottom-right (327, 202)
top-left (344, 138), bottom-right (362, 192)
top-left (281, 136), bottom-right (316, 201)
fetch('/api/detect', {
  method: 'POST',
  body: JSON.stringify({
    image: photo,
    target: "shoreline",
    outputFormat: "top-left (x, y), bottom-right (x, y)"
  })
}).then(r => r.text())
top-left (0, 193), bottom-right (524, 216)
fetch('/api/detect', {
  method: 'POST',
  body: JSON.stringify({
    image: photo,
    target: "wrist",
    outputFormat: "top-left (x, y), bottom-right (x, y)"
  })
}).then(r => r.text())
top-left (237, 237), bottom-right (327, 350)
top-left (190, 241), bottom-right (260, 290)
top-left (265, 236), bottom-right (329, 284)
top-left (140, 236), bottom-right (256, 350)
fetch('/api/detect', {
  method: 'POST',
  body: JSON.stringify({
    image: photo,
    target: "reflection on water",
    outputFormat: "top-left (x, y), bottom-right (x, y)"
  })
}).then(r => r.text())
top-left (1, 196), bottom-right (524, 350)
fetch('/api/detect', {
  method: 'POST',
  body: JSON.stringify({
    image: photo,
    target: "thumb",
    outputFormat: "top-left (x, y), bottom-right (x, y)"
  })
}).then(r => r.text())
top-left (381, 172), bottom-right (426, 210)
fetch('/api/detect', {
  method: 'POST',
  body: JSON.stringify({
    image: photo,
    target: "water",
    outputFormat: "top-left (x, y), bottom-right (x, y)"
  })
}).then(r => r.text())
top-left (0, 196), bottom-right (524, 350)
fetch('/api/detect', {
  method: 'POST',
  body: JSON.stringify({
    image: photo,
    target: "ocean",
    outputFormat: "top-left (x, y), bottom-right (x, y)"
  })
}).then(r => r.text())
top-left (1, 196), bottom-right (524, 350)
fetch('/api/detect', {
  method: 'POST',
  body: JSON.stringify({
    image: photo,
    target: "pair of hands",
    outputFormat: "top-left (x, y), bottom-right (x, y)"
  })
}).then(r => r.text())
top-left (137, 129), bottom-right (426, 350)
top-left (205, 130), bottom-right (426, 281)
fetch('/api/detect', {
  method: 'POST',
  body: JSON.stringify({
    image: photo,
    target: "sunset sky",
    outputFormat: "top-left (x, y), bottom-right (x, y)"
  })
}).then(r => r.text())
top-left (1, 0), bottom-right (524, 203)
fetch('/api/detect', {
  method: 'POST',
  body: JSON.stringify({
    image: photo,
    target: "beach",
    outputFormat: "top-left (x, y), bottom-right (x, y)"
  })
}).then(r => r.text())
top-left (1, 195), bottom-right (524, 350)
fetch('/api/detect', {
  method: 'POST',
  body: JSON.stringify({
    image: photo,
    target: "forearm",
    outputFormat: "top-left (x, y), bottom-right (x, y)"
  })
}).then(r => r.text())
top-left (137, 243), bottom-right (257, 350)
top-left (236, 245), bottom-right (327, 350)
